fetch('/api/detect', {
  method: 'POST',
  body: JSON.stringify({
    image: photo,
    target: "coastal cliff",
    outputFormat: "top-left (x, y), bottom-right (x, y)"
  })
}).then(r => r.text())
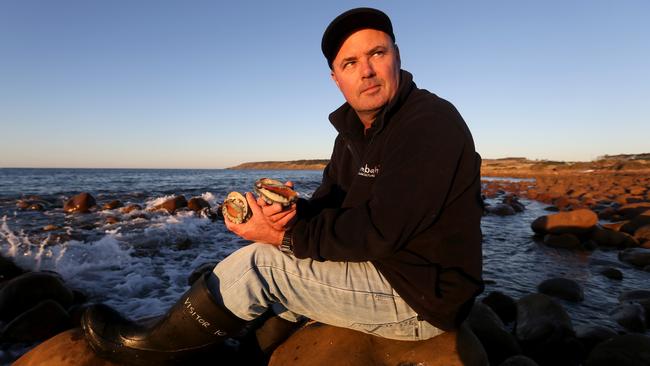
top-left (229, 154), bottom-right (650, 176)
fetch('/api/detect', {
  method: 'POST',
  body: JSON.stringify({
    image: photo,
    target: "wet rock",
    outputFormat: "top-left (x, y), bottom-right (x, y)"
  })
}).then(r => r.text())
top-left (15, 200), bottom-right (30, 209)
top-left (102, 200), bottom-right (122, 210)
top-left (620, 211), bottom-right (650, 234)
top-left (618, 290), bottom-right (650, 302)
top-left (28, 203), bottom-right (45, 211)
top-left (105, 216), bottom-right (120, 225)
top-left (43, 224), bottom-right (59, 232)
top-left (120, 204), bottom-right (142, 214)
top-left (515, 294), bottom-right (580, 366)
top-left (199, 207), bottom-right (218, 221)
top-left (585, 334), bottom-right (650, 366)
top-left (498, 355), bottom-right (539, 366)
top-left (63, 192), bottom-right (96, 213)
top-left (0, 272), bottom-right (74, 322)
top-left (617, 203), bottom-right (650, 220)
top-left (612, 302), bottom-right (646, 333)
top-left (467, 302), bottom-right (521, 365)
top-left (1, 299), bottom-right (71, 342)
top-left (503, 194), bottom-right (525, 212)
top-left (187, 197), bottom-right (211, 212)
top-left (486, 203), bottom-right (516, 216)
top-left (574, 325), bottom-right (617, 355)
top-left (633, 224), bottom-right (650, 245)
top-left (157, 195), bottom-right (187, 214)
top-left (175, 238), bottom-right (192, 250)
top-left (543, 233), bottom-right (583, 250)
top-left (531, 209), bottom-right (598, 236)
top-left (618, 248), bottom-right (650, 268)
top-left (601, 221), bottom-right (626, 231)
top-left (482, 291), bottom-right (517, 324)
top-left (12, 328), bottom-right (121, 366)
top-left (628, 186), bottom-right (647, 196)
top-left (0, 255), bottom-right (24, 283)
top-left (599, 267), bottom-right (623, 280)
top-left (589, 226), bottom-right (639, 249)
top-left (537, 278), bottom-right (584, 302)
top-left (597, 207), bottom-right (618, 220)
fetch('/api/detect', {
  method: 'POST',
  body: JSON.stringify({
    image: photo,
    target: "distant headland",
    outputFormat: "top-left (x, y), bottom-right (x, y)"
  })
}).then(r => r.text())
top-left (228, 154), bottom-right (650, 177)
top-left (228, 159), bottom-right (329, 170)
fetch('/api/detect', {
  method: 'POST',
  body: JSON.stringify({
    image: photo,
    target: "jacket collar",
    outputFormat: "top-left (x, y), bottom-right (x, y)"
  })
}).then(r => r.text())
top-left (328, 69), bottom-right (415, 140)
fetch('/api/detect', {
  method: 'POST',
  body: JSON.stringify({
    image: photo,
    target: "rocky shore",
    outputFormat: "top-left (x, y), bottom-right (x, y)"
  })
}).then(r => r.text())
top-left (3, 154), bottom-right (650, 365)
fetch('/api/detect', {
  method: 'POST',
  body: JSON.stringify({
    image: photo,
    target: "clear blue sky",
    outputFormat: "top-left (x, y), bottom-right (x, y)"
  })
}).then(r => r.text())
top-left (1, 0), bottom-right (648, 168)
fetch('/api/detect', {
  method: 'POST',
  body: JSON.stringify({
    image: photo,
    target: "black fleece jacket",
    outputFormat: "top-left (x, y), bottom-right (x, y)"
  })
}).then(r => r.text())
top-left (291, 70), bottom-right (484, 330)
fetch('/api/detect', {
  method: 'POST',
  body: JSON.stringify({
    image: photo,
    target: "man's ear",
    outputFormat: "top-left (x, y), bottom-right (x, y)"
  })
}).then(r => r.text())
top-left (331, 70), bottom-right (340, 88)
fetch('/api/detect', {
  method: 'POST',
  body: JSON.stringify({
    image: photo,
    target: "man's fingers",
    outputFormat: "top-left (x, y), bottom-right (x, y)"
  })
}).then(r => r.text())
top-left (261, 203), bottom-right (283, 217)
top-left (275, 210), bottom-right (297, 228)
top-left (245, 192), bottom-right (264, 216)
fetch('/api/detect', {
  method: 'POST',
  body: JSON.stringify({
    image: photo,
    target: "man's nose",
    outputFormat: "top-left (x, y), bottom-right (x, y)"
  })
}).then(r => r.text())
top-left (360, 58), bottom-right (376, 78)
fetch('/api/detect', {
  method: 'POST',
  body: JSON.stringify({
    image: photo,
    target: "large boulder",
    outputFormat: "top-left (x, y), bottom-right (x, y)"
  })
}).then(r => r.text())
top-left (617, 203), bottom-right (650, 220)
top-left (589, 226), bottom-right (639, 249)
top-left (0, 272), bottom-right (74, 322)
top-left (618, 248), bottom-right (650, 268)
top-left (1, 299), bottom-right (70, 342)
top-left (634, 225), bottom-right (650, 246)
top-left (499, 355), bottom-right (539, 366)
top-left (12, 328), bottom-right (120, 366)
top-left (543, 233), bottom-right (583, 250)
top-left (187, 197), bottom-right (211, 212)
top-left (599, 267), bottom-right (623, 280)
top-left (612, 302), bottom-right (646, 333)
top-left (515, 294), bottom-right (582, 366)
top-left (0, 255), bottom-right (25, 282)
top-left (620, 211), bottom-right (650, 235)
top-left (486, 204), bottom-right (516, 216)
top-left (537, 278), bottom-right (584, 302)
top-left (120, 204), bottom-right (142, 214)
top-left (156, 195), bottom-right (188, 214)
top-left (269, 322), bottom-right (488, 366)
top-left (574, 325), bottom-right (617, 355)
top-left (618, 290), bottom-right (650, 302)
top-left (481, 291), bottom-right (517, 324)
top-left (531, 209), bottom-right (598, 236)
top-left (63, 193), bottom-right (96, 213)
top-left (466, 303), bottom-right (521, 365)
top-left (585, 334), bottom-right (650, 366)
top-left (101, 200), bottom-right (122, 210)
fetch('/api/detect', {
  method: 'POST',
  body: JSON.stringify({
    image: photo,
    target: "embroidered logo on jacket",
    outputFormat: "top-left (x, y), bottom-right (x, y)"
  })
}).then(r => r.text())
top-left (358, 164), bottom-right (380, 178)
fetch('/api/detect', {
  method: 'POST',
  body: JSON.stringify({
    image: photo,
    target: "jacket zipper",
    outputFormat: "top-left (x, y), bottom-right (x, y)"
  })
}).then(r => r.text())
top-left (344, 131), bottom-right (378, 170)
top-left (345, 139), bottom-right (363, 168)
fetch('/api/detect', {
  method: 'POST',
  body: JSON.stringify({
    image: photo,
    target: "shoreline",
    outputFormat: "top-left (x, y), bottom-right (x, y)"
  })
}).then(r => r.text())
top-left (228, 154), bottom-right (650, 176)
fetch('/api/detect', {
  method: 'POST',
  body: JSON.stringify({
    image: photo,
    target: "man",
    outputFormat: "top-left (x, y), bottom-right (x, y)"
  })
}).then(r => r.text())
top-left (82, 7), bottom-right (483, 365)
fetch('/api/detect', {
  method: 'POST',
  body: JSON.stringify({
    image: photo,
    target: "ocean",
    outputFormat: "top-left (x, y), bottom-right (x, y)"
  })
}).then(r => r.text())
top-left (0, 168), bottom-right (648, 358)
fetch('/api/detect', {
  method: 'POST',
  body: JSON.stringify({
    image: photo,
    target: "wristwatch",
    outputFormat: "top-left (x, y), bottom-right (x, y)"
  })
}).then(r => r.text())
top-left (280, 229), bottom-right (294, 254)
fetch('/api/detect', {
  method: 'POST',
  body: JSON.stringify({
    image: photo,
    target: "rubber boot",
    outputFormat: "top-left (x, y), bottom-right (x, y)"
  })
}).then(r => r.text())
top-left (81, 273), bottom-right (246, 366)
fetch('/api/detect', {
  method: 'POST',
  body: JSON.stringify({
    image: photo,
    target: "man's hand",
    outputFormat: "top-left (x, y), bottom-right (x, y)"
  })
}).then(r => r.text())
top-left (256, 181), bottom-right (297, 231)
top-left (225, 192), bottom-right (285, 245)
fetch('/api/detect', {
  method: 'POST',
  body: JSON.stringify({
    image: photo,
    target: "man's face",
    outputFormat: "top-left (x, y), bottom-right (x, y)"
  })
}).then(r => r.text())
top-left (330, 29), bottom-right (401, 117)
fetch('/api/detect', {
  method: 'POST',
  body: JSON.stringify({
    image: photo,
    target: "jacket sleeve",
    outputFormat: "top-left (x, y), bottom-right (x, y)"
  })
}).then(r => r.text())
top-left (292, 99), bottom-right (471, 261)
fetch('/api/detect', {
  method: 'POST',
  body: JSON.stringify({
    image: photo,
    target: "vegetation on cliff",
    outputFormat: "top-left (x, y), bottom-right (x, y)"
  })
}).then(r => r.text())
top-left (229, 154), bottom-right (650, 176)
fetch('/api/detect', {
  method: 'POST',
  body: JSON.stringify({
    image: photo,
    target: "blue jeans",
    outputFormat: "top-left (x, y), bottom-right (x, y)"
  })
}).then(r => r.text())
top-left (209, 243), bottom-right (443, 341)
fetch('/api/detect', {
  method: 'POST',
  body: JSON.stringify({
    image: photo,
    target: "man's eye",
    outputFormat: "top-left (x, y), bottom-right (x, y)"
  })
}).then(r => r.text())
top-left (373, 51), bottom-right (384, 57)
top-left (343, 61), bottom-right (355, 69)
